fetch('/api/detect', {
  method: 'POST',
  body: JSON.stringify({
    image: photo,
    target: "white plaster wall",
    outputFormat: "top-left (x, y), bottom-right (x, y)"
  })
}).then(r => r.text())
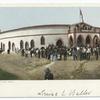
top-left (0, 26), bottom-right (69, 39)
top-left (0, 26), bottom-right (69, 52)
top-left (44, 35), bottom-right (68, 47)
top-left (0, 25), bottom-right (99, 52)
top-left (0, 34), bottom-right (68, 52)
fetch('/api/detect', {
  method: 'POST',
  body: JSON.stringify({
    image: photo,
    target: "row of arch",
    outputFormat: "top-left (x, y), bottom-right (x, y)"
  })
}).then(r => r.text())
top-left (20, 40), bottom-right (35, 50)
top-left (20, 36), bottom-right (45, 49)
top-left (0, 39), bottom-right (64, 52)
top-left (1, 40), bottom-right (35, 51)
top-left (69, 35), bottom-right (100, 47)
top-left (0, 36), bottom-right (46, 51)
top-left (0, 39), bottom-right (64, 51)
top-left (1, 34), bottom-right (99, 51)
top-left (2, 41), bottom-right (16, 51)
top-left (0, 42), bottom-right (5, 51)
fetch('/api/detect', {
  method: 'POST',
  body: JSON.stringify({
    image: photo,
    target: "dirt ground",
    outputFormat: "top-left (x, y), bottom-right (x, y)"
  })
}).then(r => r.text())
top-left (0, 54), bottom-right (50, 80)
top-left (0, 54), bottom-right (100, 80)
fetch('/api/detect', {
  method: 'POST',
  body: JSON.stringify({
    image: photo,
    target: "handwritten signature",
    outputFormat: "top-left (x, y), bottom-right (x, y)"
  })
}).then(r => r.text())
top-left (37, 89), bottom-right (92, 97)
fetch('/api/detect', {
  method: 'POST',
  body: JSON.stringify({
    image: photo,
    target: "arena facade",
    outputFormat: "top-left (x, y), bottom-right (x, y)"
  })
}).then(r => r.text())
top-left (0, 21), bottom-right (100, 53)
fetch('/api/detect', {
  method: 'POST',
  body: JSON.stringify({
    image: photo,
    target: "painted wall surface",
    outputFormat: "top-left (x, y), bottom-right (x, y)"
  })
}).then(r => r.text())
top-left (0, 26), bottom-right (69, 52)
top-left (0, 24), bottom-right (99, 52)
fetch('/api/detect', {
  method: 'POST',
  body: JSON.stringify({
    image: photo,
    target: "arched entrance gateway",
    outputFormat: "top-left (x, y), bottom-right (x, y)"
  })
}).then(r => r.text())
top-left (2, 44), bottom-right (5, 51)
top-left (56, 39), bottom-right (63, 48)
top-left (30, 40), bottom-right (35, 48)
top-left (86, 35), bottom-right (92, 46)
top-left (77, 35), bottom-right (84, 47)
top-left (12, 43), bottom-right (15, 51)
top-left (93, 35), bottom-right (99, 47)
top-left (25, 41), bottom-right (29, 50)
top-left (8, 41), bottom-right (11, 50)
top-left (1, 42), bottom-right (2, 50)
top-left (20, 40), bottom-right (24, 49)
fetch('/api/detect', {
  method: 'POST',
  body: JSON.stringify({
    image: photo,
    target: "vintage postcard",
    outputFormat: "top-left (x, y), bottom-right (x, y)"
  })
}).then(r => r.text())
top-left (0, 4), bottom-right (100, 97)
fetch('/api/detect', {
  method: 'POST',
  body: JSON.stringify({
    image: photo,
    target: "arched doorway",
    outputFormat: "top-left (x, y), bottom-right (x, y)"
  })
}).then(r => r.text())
top-left (25, 41), bottom-right (29, 50)
top-left (77, 35), bottom-right (84, 47)
top-left (12, 43), bottom-right (15, 51)
top-left (2, 44), bottom-right (5, 51)
top-left (86, 35), bottom-right (91, 46)
top-left (56, 39), bottom-right (63, 48)
top-left (69, 36), bottom-right (73, 47)
top-left (1, 42), bottom-right (2, 50)
top-left (41, 36), bottom-right (45, 45)
top-left (93, 35), bottom-right (99, 47)
top-left (20, 40), bottom-right (24, 49)
top-left (8, 41), bottom-right (11, 50)
top-left (30, 40), bottom-right (35, 48)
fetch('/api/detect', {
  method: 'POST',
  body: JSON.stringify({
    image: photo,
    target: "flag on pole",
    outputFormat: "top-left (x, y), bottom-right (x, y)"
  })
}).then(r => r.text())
top-left (80, 9), bottom-right (84, 22)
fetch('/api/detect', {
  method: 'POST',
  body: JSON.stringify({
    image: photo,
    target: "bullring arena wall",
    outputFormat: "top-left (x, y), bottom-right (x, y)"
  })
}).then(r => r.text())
top-left (0, 25), bottom-right (69, 52)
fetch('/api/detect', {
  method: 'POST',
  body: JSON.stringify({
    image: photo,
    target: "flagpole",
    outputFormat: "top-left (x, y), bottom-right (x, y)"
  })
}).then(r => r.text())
top-left (79, 8), bottom-right (84, 23)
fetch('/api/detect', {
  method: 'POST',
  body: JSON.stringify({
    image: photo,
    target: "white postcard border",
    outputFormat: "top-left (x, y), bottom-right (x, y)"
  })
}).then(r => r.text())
top-left (0, 4), bottom-right (100, 97)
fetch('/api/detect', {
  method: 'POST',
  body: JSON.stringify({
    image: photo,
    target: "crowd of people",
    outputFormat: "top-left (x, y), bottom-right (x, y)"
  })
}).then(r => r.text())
top-left (72, 46), bottom-right (100, 60)
top-left (4, 44), bottom-right (100, 80)
top-left (20, 44), bottom-right (67, 61)
top-left (19, 44), bottom-right (100, 61)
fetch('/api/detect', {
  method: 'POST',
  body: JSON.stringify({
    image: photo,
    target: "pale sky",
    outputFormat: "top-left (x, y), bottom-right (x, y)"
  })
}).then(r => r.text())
top-left (0, 7), bottom-right (100, 31)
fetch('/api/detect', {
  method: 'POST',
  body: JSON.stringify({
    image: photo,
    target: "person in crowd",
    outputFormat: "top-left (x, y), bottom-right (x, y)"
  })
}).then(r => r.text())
top-left (54, 47), bottom-right (58, 61)
top-left (38, 49), bottom-right (41, 58)
top-left (98, 46), bottom-right (100, 55)
top-left (76, 46), bottom-right (80, 60)
top-left (82, 47), bottom-right (86, 60)
top-left (45, 47), bottom-right (48, 59)
top-left (25, 49), bottom-right (28, 57)
top-left (86, 47), bottom-right (91, 60)
top-left (7, 49), bottom-right (10, 54)
top-left (91, 47), bottom-right (94, 56)
top-left (94, 46), bottom-right (99, 60)
top-left (59, 48), bottom-right (62, 60)
top-left (41, 48), bottom-right (44, 58)
top-left (63, 47), bottom-right (67, 60)
top-left (30, 48), bottom-right (33, 57)
top-left (50, 50), bottom-right (53, 61)
top-left (21, 49), bottom-right (25, 56)
top-left (72, 47), bottom-right (77, 60)
top-left (79, 47), bottom-right (83, 61)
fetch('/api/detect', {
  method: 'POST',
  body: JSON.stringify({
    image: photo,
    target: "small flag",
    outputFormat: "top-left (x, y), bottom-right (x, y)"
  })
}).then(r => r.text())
top-left (80, 9), bottom-right (84, 22)
top-left (80, 9), bottom-right (82, 16)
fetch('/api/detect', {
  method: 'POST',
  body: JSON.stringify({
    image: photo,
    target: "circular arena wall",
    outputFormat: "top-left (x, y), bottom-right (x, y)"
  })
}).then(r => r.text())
top-left (0, 25), bottom-right (69, 52)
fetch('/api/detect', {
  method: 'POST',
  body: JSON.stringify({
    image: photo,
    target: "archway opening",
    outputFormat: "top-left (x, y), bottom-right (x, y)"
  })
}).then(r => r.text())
top-left (20, 40), bottom-right (24, 49)
top-left (93, 35), bottom-right (99, 47)
top-left (77, 35), bottom-right (84, 47)
top-left (8, 41), bottom-right (11, 50)
top-left (30, 40), bottom-right (35, 49)
top-left (56, 39), bottom-right (63, 48)
top-left (2, 44), bottom-right (5, 51)
top-left (86, 35), bottom-right (91, 46)
top-left (41, 36), bottom-right (45, 45)
top-left (1, 42), bottom-right (2, 50)
top-left (25, 42), bottom-right (29, 50)
top-left (12, 43), bottom-right (15, 51)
